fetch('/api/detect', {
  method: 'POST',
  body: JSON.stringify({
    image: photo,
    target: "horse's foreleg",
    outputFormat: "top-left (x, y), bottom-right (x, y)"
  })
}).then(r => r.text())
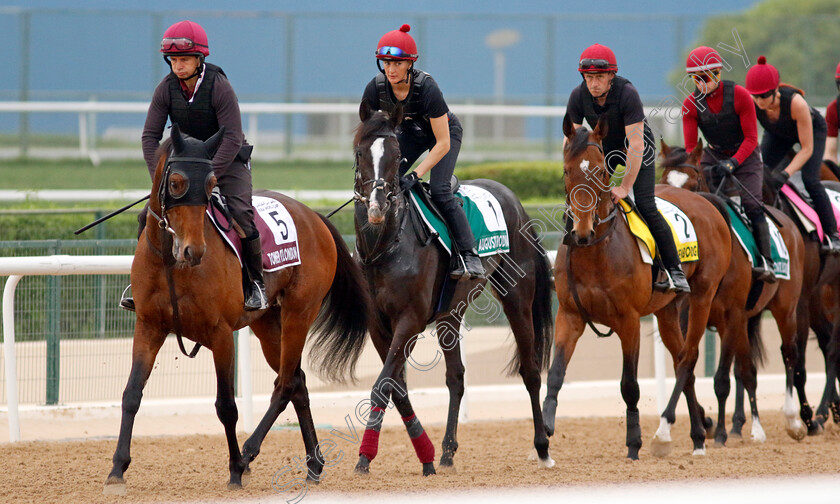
top-left (356, 320), bottom-right (434, 476)
top-left (616, 321), bottom-right (642, 460)
top-left (677, 298), bottom-right (712, 455)
top-left (542, 310), bottom-right (584, 438)
top-left (104, 324), bottom-right (165, 495)
top-left (209, 332), bottom-right (247, 490)
top-left (650, 303), bottom-right (683, 457)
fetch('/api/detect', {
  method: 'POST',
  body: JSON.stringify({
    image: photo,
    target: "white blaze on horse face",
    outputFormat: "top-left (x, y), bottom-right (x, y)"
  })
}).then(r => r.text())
top-left (369, 138), bottom-right (386, 204)
top-left (579, 159), bottom-right (590, 173)
top-left (666, 171), bottom-right (690, 188)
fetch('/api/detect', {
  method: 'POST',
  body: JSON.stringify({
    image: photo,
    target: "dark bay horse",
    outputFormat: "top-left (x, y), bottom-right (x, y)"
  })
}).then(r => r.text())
top-left (352, 101), bottom-right (555, 475)
top-left (662, 143), bottom-right (840, 434)
top-left (543, 115), bottom-right (731, 459)
top-left (104, 124), bottom-right (370, 494)
top-left (659, 139), bottom-right (807, 444)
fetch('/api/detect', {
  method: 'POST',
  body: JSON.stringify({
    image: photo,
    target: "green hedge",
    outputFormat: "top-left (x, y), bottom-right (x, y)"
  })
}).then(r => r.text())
top-left (455, 161), bottom-right (564, 200)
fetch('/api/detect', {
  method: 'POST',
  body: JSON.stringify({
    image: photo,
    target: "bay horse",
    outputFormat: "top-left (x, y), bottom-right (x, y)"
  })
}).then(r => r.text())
top-left (659, 139), bottom-right (807, 444)
top-left (662, 144), bottom-right (840, 434)
top-left (104, 124), bottom-right (370, 494)
top-left (543, 115), bottom-right (731, 459)
top-left (352, 101), bottom-right (555, 475)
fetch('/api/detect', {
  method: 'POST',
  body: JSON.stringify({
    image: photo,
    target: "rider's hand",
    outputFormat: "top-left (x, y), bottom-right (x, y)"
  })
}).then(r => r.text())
top-left (399, 172), bottom-right (420, 191)
top-left (610, 185), bottom-right (630, 204)
top-left (767, 168), bottom-right (790, 193)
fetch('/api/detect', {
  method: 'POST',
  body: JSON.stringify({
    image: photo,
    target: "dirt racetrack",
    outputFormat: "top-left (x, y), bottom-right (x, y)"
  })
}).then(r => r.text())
top-left (2, 413), bottom-right (839, 504)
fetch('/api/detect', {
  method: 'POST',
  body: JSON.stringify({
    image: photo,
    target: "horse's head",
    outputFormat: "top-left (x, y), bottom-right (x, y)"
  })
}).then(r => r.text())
top-left (562, 114), bottom-right (611, 246)
top-left (659, 139), bottom-right (707, 192)
top-left (354, 99), bottom-right (403, 225)
top-left (155, 123), bottom-right (223, 266)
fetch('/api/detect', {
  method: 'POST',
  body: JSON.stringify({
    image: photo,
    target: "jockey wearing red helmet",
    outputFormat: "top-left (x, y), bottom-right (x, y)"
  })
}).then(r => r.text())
top-left (823, 62), bottom-right (840, 164)
top-left (362, 24), bottom-right (484, 280)
top-left (681, 46), bottom-right (779, 281)
top-left (564, 44), bottom-right (690, 293)
top-left (121, 20), bottom-right (267, 312)
top-left (747, 56), bottom-right (840, 253)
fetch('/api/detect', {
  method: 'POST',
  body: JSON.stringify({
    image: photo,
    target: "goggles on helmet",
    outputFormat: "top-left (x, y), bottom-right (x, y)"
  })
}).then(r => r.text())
top-left (579, 58), bottom-right (613, 71)
top-left (161, 37), bottom-right (208, 52)
top-left (376, 46), bottom-right (417, 59)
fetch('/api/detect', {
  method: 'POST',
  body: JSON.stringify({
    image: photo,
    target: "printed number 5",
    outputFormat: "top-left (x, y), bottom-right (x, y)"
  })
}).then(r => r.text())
top-left (268, 211), bottom-right (289, 240)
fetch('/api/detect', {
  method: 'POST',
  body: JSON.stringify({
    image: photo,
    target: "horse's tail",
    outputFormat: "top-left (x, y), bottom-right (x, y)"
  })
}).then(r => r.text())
top-left (308, 213), bottom-right (371, 383)
top-left (747, 313), bottom-right (767, 368)
top-left (504, 223), bottom-right (555, 375)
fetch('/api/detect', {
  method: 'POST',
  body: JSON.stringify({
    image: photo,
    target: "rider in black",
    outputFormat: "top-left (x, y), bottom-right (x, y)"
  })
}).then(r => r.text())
top-left (361, 24), bottom-right (484, 280)
top-left (746, 56), bottom-right (840, 254)
top-left (565, 43), bottom-right (690, 293)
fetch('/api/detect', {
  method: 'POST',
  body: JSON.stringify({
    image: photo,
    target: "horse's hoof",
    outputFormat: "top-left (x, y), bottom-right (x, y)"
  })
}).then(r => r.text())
top-left (807, 422), bottom-right (825, 436)
top-left (539, 455), bottom-right (556, 469)
top-left (103, 476), bottom-right (127, 496)
top-left (785, 417), bottom-right (807, 441)
top-left (241, 468), bottom-right (251, 488)
top-left (650, 436), bottom-right (672, 458)
top-left (354, 456), bottom-right (370, 476)
top-left (227, 482), bottom-right (243, 491)
top-left (422, 462), bottom-right (436, 476)
top-left (692, 446), bottom-right (707, 456)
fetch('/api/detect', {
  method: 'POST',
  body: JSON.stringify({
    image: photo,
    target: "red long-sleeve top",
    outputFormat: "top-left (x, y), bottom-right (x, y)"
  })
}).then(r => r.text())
top-left (682, 83), bottom-right (758, 164)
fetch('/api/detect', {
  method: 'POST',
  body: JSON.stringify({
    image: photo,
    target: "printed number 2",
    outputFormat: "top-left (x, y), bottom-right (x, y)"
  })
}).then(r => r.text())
top-left (672, 213), bottom-right (689, 240)
top-left (268, 211), bottom-right (289, 240)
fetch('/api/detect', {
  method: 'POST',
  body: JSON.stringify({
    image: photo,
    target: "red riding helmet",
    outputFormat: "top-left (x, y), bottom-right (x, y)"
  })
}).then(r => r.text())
top-left (834, 61), bottom-right (840, 80)
top-left (160, 20), bottom-right (209, 58)
top-left (578, 44), bottom-right (617, 73)
top-left (745, 56), bottom-right (780, 95)
top-left (685, 46), bottom-right (722, 73)
top-left (376, 24), bottom-right (418, 61)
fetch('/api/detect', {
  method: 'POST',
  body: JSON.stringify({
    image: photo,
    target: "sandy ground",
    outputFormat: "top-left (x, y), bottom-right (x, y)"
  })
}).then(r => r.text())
top-left (1, 414), bottom-right (839, 504)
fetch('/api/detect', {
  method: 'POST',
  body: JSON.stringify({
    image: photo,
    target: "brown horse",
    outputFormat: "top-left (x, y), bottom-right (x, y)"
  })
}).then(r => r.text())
top-left (659, 139), bottom-right (807, 444)
top-left (662, 142), bottom-right (840, 434)
top-left (104, 124), bottom-right (371, 494)
top-left (541, 115), bottom-right (730, 459)
top-left (352, 101), bottom-right (555, 475)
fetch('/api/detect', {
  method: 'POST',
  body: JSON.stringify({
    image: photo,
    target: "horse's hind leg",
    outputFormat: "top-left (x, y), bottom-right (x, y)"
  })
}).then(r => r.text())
top-left (209, 328), bottom-right (247, 489)
top-left (104, 323), bottom-right (166, 495)
top-left (434, 315), bottom-right (465, 471)
top-left (500, 293), bottom-right (553, 468)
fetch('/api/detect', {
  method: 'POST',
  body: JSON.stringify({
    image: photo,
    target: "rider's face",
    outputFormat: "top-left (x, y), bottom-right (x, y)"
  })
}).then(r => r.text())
top-left (583, 72), bottom-right (613, 97)
top-left (169, 55), bottom-right (201, 80)
top-left (690, 69), bottom-right (720, 95)
top-left (382, 59), bottom-right (411, 85)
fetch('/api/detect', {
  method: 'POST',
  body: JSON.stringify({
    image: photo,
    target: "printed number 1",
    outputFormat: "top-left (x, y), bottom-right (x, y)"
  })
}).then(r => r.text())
top-left (268, 211), bottom-right (289, 240)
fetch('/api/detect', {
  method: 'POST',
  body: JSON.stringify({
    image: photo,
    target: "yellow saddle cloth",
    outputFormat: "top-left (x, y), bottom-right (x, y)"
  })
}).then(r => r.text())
top-left (618, 197), bottom-right (699, 264)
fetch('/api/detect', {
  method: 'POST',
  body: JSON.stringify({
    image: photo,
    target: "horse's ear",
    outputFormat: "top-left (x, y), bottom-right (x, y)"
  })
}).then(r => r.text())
top-left (389, 103), bottom-right (404, 130)
top-left (562, 113), bottom-right (575, 140)
top-left (205, 126), bottom-right (226, 157)
top-left (660, 138), bottom-right (671, 157)
top-left (359, 99), bottom-right (374, 122)
top-left (592, 113), bottom-right (609, 140)
top-left (171, 123), bottom-right (185, 152)
top-left (690, 138), bottom-right (704, 161)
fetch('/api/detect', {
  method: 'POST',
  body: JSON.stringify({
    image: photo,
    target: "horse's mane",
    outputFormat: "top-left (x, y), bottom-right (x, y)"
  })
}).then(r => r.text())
top-left (661, 146), bottom-right (689, 169)
top-left (353, 110), bottom-right (393, 145)
top-left (566, 125), bottom-right (593, 159)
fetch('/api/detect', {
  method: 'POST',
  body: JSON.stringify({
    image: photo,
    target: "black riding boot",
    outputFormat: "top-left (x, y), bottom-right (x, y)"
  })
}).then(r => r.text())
top-left (650, 222), bottom-right (691, 294)
top-left (242, 234), bottom-right (268, 310)
top-left (752, 218), bottom-right (777, 284)
top-left (438, 199), bottom-right (485, 280)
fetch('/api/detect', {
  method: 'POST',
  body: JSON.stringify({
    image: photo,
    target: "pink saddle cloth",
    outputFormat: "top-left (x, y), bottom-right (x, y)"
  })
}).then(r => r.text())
top-left (207, 195), bottom-right (302, 272)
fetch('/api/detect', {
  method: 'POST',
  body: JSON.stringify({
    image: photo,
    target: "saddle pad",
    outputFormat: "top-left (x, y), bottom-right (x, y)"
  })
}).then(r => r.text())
top-left (208, 195), bottom-right (302, 272)
top-left (409, 183), bottom-right (510, 256)
top-left (781, 183), bottom-right (840, 241)
top-left (725, 205), bottom-right (790, 280)
top-left (617, 197), bottom-right (699, 265)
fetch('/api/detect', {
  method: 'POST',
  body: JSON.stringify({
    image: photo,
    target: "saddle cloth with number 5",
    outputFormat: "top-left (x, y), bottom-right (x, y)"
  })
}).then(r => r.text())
top-left (208, 194), bottom-right (302, 272)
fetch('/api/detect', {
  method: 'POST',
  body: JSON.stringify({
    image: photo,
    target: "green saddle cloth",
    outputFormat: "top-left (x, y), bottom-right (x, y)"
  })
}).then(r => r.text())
top-left (408, 183), bottom-right (510, 256)
top-left (725, 205), bottom-right (790, 280)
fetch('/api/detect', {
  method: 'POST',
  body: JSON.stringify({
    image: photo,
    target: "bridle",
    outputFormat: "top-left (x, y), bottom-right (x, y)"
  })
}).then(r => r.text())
top-left (566, 140), bottom-right (622, 245)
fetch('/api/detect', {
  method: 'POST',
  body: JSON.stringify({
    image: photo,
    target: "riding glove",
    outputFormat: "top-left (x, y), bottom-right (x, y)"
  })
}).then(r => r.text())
top-left (400, 172), bottom-right (421, 191)
top-left (767, 169), bottom-right (790, 193)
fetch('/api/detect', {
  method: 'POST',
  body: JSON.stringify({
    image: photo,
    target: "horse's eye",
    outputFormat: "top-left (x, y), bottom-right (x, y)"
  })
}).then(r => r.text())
top-left (205, 174), bottom-right (217, 198)
top-left (169, 173), bottom-right (188, 199)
